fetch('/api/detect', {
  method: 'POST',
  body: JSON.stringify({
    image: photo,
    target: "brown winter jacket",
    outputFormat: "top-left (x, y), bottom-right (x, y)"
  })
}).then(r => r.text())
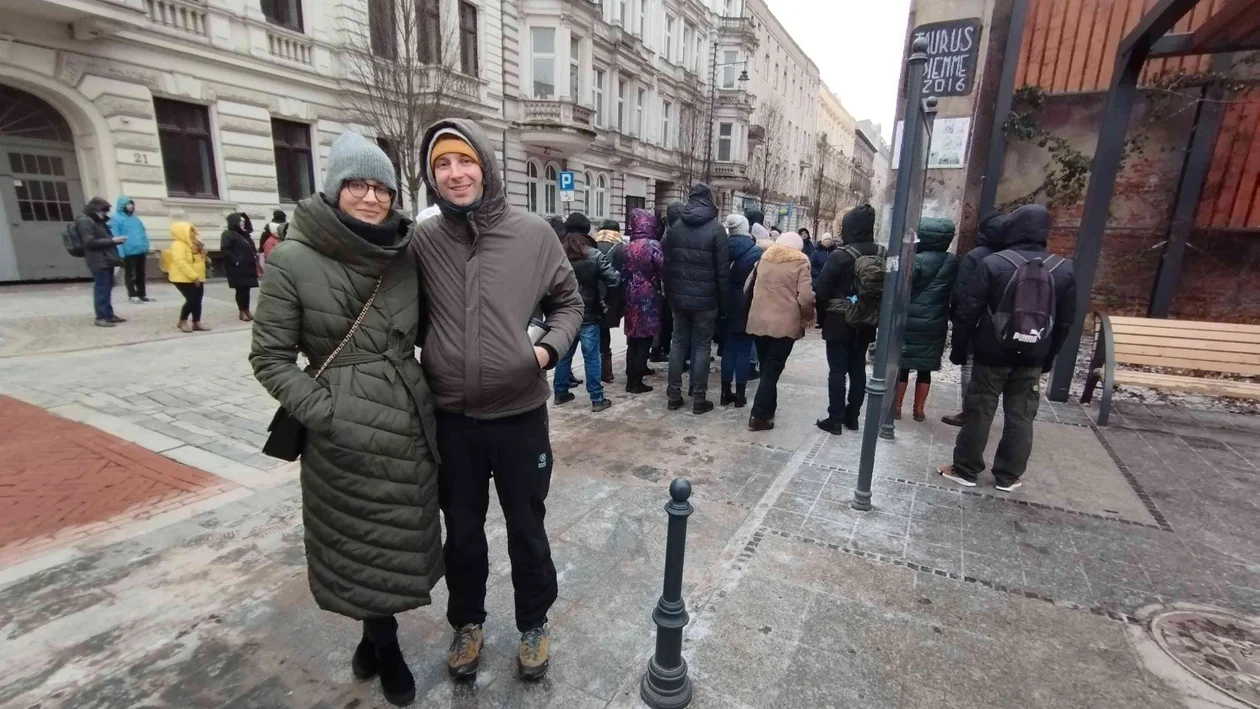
top-left (410, 119), bottom-right (583, 418)
top-left (746, 244), bottom-right (816, 340)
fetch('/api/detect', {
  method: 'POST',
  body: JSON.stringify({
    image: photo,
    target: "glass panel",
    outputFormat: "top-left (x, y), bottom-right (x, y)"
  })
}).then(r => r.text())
top-left (296, 153), bottom-right (313, 198)
top-left (194, 139), bottom-right (214, 196)
top-left (32, 201), bottom-right (48, 221)
top-left (8, 153), bottom-right (21, 173)
top-left (26, 181), bottom-right (43, 201)
top-left (60, 203), bottom-right (75, 221)
top-left (18, 201), bottom-right (32, 221)
top-left (531, 27), bottom-right (554, 54)
top-left (36, 155), bottom-right (52, 175)
top-left (533, 58), bottom-right (555, 98)
top-left (160, 135), bottom-right (183, 196)
top-left (51, 156), bottom-right (64, 176)
top-left (14, 183), bottom-right (28, 200)
top-left (23, 154), bottom-right (38, 174)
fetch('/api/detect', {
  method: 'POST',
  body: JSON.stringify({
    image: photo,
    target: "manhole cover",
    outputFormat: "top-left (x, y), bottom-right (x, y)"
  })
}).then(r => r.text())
top-left (1150, 609), bottom-right (1260, 707)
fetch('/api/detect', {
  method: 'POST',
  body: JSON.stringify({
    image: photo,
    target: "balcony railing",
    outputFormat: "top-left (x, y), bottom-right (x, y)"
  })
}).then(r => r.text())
top-left (268, 30), bottom-right (312, 65)
top-left (430, 68), bottom-right (482, 103)
top-left (712, 161), bottom-right (749, 180)
top-left (718, 16), bottom-right (758, 44)
top-left (146, 0), bottom-right (206, 36)
top-left (522, 99), bottom-right (594, 129)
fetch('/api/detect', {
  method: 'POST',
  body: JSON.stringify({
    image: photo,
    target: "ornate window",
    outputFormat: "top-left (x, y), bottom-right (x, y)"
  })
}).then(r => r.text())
top-left (526, 160), bottom-right (541, 212)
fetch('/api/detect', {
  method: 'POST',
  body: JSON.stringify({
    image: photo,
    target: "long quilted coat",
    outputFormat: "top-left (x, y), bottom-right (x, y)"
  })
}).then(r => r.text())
top-left (901, 217), bottom-right (959, 372)
top-left (250, 194), bottom-right (443, 620)
top-left (622, 208), bottom-right (662, 339)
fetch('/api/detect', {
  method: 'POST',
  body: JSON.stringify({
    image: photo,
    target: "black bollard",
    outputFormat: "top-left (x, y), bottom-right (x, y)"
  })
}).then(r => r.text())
top-left (641, 479), bottom-right (693, 709)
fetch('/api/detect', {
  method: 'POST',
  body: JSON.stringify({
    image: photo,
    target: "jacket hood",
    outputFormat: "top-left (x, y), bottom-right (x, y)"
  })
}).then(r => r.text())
top-left (170, 221), bottom-right (201, 248)
top-left (761, 243), bottom-right (809, 264)
top-left (744, 207), bottom-right (765, 226)
top-left (114, 196), bottom-right (134, 215)
top-left (724, 214), bottom-right (750, 235)
top-left (288, 194), bottom-right (412, 277)
top-left (85, 197), bottom-right (111, 218)
top-left (666, 202), bottom-right (684, 228)
top-left (841, 204), bottom-right (876, 244)
top-left (917, 217), bottom-right (956, 253)
top-left (729, 232), bottom-right (759, 261)
top-left (227, 212), bottom-right (252, 234)
top-left (1001, 204), bottom-right (1051, 249)
top-left (420, 118), bottom-right (507, 228)
top-left (594, 229), bottom-right (622, 245)
top-left (629, 208), bottom-right (656, 241)
top-left (976, 211), bottom-right (1006, 249)
top-left (680, 183), bottom-right (718, 226)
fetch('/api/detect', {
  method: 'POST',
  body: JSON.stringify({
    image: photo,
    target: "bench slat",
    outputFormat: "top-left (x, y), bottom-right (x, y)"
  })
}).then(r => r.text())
top-left (1113, 370), bottom-right (1260, 399)
top-left (1111, 323), bottom-right (1260, 345)
top-left (1114, 344), bottom-right (1260, 367)
top-left (1110, 353), bottom-right (1260, 376)
top-left (1109, 316), bottom-right (1260, 335)
top-left (1109, 334), bottom-right (1260, 355)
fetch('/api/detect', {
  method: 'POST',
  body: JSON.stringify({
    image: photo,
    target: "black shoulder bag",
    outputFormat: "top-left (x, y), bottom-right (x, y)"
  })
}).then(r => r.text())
top-left (262, 277), bottom-right (384, 461)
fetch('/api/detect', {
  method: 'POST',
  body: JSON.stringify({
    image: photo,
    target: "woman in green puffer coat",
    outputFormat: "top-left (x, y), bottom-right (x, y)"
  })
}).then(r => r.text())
top-left (250, 131), bottom-right (440, 707)
top-left (895, 217), bottom-right (958, 422)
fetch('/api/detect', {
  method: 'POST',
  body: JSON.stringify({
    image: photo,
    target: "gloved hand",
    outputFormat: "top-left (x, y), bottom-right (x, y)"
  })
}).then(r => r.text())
top-left (949, 348), bottom-right (967, 366)
top-left (1042, 357), bottom-right (1055, 374)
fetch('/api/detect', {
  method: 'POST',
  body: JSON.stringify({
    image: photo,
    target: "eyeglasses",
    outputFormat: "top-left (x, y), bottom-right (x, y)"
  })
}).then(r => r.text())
top-left (345, 180), bottom-right (395, 202)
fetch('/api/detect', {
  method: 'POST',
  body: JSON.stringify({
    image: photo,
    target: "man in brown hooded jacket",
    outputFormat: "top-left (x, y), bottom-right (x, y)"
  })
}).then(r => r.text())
top-left (410, 119), bottom-right (582, 683)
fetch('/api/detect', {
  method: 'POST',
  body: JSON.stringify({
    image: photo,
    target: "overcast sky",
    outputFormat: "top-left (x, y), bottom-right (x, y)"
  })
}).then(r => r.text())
top-left (763, 0), bottom-right (912, 142)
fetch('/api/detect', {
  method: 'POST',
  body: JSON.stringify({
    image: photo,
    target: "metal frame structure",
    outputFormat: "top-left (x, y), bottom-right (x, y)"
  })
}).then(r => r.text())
top-left (852, 36), bottom-right (937, 512)
top-left (994, 0), bottom-right (1260, 402)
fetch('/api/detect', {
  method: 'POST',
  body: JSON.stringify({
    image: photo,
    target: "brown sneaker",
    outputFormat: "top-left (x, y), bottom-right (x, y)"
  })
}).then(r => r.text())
top-left (518, 626), bottom-right (550, 680)
top-left (447, 623), bottom-right (484, 680)
top-left (941, 412), bottom-right (965, 427)
top-left (177, 321), bottom-right (193, 333)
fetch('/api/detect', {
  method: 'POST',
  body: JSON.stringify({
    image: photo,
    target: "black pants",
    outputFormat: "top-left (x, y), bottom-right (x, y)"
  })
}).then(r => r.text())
top-left (952, 365), bottom-right (1042, 486)
top-left (752, 336), bottom-right (795, 421)
top-left (898, 369), bottom-right (932, 384)
top-left (175, 282), bottom-right (203, 322)
top-left (826, 337), bottom-right (870, 424)
top-left (123, 254), bottom-right (147, 299)
top-left (654, 306), bottom-right (673, 357)
top-left (599, 326), bottom-right (612, 358)
top-left (667, 308), bottom-right (716, 400)
top-left (437, 405), bottom-right (557, 633)
top-left (625, 336), bottom-right (653, 383)
top-left (235, 286), bottom-right (252, 312)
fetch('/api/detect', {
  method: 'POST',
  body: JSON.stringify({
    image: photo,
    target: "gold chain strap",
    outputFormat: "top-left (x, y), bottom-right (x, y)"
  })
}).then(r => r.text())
top-left (314, 276), bottom-right (384, 379)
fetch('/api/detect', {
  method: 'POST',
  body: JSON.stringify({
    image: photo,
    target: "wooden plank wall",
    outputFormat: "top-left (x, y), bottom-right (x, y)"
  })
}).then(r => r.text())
top-left (1014, 0), bottom-right (1260, 229)
top-left (1014, 0), bottom-right (1224, 93)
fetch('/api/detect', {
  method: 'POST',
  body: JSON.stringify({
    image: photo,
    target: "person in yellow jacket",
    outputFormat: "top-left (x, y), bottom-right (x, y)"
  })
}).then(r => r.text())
top-left (165, 222), bottom-right (211, 333)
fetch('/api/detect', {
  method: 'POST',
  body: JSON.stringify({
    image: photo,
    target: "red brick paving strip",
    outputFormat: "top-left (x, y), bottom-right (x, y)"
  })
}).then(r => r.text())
top-left (0, 395), bottom-right (236, 565)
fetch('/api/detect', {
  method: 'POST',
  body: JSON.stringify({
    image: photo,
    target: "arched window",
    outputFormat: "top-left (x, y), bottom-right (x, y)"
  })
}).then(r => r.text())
top-left (544, 163), bottom-right (559, 214)
top-left (582, 171), bottom-right (593, 214)
top-left (595, 174), bottom-right (607, 218)
top-left (526, 160), bottom-right (540, 212)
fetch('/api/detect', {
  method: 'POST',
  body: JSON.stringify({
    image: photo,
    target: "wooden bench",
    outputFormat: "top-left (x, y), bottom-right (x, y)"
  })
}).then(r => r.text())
top-left (1080, 314), bottom-right (1260, 425)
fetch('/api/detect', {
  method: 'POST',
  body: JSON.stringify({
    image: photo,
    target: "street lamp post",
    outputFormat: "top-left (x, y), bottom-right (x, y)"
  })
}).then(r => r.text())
top-left (703, 41), bottom-right (749, 184)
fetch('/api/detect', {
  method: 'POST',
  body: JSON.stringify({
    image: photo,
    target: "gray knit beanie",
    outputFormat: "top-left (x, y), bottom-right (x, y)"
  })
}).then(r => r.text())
top-left (323, 131), bottom-right (398, 197)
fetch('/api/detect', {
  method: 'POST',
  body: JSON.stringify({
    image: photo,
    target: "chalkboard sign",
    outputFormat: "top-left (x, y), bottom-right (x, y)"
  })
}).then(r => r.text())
top-left (911, 19), bottom-right (982, 98)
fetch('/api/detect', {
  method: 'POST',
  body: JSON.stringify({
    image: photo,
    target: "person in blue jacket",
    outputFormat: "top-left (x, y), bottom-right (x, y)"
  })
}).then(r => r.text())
top-left (110, 196), bottom-right (152, 303)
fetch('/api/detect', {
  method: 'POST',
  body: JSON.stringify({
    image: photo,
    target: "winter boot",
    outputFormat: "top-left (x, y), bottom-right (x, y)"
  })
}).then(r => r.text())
top-left (601, 352), bottom-right (614, 383)
top-left (748, 415), bottom-right (774, 431)
top-left (815, 418), bottom-right (845, 435)
top-left (363, 617), bottom-right (415, 706)
top-left (941, 412), bottom-right (966, 427)
top-left (733, 382), bottom-right (748, 408)
top-left (518, 626), bottom-right (550, 680)
top-left (447, 623), bottom-right (485, 680)
top-left (693, 398), bottom-right (715, 415)
top-left (893, 382), bottom-right (908, 420)
top-left (720, 381), bottom-right (734, 406)
top-left (913, 382), bottom-right (930, 422)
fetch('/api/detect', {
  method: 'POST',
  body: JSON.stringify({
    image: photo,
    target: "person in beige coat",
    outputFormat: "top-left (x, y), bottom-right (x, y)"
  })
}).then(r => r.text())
top-left (745, 232), bottom-right (816, 430)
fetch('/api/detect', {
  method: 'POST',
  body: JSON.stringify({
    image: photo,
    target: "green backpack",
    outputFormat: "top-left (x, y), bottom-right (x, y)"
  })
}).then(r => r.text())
top-left (843, 245), bottom-right (887, 328)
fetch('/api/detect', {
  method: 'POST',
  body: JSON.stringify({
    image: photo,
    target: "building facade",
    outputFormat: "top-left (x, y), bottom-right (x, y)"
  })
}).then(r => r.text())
top-left (0, 0), bottom-right (832, 283)
top-left (810, 82), bottom-right (855, 237)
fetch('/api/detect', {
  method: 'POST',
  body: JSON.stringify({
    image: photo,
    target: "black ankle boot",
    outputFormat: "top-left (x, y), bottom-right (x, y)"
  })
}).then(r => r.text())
top-left (733, 382), bottom-right (747, 408)
top-left (352, 630), bottom-right (378, 680)
top-left (363, 617), bottom-right (415, 706)
top-left (720, 381), bottom-right (734, 406)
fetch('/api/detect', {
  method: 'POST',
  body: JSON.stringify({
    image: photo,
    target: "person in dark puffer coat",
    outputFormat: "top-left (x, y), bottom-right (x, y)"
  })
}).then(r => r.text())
top-left (622, 208), bottom-right (663, 393)
top-left (594, 219), bottom-right (626, 383)
top-left (250, 131), bottom-right (440, 706)
top-left (942, 210), bottom-right (1006, 426)
top-left (895, 217), bottom-right (958, 422)
top-left (221, 212), bottom-right (260, 321)
top-left (652, 201), bottom-right (685, 363)
top-left (719, 213), bottom-right (762, 407)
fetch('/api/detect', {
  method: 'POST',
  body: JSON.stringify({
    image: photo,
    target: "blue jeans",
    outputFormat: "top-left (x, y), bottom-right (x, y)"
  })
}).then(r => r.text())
top-left (721, 331), bottom-right (755, 384)
top-left (92, 268), bottom-right (115, 320)
top-left (554, 323), bottom-right (604, 402)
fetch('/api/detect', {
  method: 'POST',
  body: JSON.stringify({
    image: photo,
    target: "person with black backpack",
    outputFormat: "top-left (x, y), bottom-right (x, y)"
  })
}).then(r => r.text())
top-left (74, 197), bottom-right (127, 327)
top-left (938, 204), bottom-right (1076, 492)
top-left (813, 204), bottom-right (883, 435)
